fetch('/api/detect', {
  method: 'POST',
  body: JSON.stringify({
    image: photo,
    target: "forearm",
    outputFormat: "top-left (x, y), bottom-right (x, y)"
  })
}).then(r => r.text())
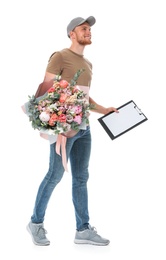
top-left (89, 97), bottom-right (107, 114)
top-left (35, 72), bottom-right (55, 98)
top-left (89, 97), bottom-right (119, 115)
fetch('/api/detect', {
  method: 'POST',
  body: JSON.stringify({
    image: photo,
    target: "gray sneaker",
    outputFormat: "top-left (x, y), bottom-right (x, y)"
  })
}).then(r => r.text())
top-left (74, 225), bottom-right (110, 246)
top-left (26, 222), bottom-right (50, 246)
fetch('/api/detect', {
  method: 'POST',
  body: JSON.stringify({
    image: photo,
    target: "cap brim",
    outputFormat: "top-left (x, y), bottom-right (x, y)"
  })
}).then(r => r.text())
top-left (78, 16), bottom-right (96, 27)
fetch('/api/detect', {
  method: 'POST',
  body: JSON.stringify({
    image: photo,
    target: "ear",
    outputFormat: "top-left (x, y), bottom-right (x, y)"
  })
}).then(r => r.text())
top-left (70, 31), bottom-right (75, 39)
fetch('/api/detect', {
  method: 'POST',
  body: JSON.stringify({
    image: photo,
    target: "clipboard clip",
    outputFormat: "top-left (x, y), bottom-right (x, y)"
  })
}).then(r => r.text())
top-left (134, 105), bottom-right (142, 115)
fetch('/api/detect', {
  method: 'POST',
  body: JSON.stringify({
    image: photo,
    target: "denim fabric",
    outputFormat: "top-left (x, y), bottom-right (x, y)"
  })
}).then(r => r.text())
top-left (31, 126), bottom-right (91, 231)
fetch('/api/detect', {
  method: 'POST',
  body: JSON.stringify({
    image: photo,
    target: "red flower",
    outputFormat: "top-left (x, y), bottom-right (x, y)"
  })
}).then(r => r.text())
top-left (47, 87), bottom-right (55, 93)
top-left (58, 114), bottom-right (66, 123)
top-left (72, 86), bottom-right (79, 93)
top-left (48, 113), bottom-right (58, 126)
top-left (59, 80), bottom-right (69, 89)
top-left (59, 93), bottom-right (67, 103)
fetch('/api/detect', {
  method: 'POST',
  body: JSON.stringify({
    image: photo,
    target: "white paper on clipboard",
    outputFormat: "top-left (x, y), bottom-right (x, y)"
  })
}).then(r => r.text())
top-left (98, 100), bottom-right (148, 140)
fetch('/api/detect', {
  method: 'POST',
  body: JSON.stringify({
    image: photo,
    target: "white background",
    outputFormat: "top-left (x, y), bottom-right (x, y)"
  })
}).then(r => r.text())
top-left (0, 1), bottom-right (166, 259)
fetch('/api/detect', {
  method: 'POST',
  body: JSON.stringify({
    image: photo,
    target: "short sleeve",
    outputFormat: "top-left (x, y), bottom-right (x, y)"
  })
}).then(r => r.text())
top-left (46, 52), bottom-right (63, 75)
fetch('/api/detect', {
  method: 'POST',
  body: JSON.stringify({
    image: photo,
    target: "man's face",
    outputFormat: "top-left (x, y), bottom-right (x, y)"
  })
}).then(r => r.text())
top-left (72, 22), bottom-right (92, 45)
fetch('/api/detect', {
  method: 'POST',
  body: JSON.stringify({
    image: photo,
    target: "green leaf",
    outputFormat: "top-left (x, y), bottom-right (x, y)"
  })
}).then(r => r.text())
top-left (70, 68), bottom-right (85, 86)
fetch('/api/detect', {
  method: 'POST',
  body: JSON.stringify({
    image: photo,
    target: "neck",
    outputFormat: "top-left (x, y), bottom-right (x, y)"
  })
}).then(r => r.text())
top-left (69, 43), bottom-right (85, 55)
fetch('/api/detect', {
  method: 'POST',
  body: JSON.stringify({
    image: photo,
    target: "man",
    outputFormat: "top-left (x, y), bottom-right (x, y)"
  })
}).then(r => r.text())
top-left (26, 16), bottom-right (118, 246)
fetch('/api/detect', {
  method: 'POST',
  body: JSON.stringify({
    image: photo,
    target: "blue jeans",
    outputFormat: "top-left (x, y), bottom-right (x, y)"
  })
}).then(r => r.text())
top-left (31, 126), bottom-right (91, 231)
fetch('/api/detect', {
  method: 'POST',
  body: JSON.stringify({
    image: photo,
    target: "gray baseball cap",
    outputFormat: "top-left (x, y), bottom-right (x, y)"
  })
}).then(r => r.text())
top-left (67, 16), bottom-right (96, 38)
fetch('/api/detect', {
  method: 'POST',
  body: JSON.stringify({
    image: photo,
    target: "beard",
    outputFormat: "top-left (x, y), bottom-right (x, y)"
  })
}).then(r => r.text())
top-left (77, 37), bottom-right (92, 46)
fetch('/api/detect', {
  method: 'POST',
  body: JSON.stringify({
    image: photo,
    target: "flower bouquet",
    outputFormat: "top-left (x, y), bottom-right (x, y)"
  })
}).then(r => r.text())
top-left (22, 69), bottom-right (94, 171)
top-left (26, 69), bottom-right (91, 138)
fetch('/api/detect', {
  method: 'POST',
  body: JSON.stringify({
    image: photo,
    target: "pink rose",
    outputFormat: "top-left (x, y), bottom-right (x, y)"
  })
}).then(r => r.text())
top-left (73, 105), bottom-right (82, 114)
top-left (73, 115), bottom-right (82, 124)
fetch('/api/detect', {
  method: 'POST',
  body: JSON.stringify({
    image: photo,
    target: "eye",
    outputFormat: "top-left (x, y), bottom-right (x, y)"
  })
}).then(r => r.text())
top-left (82, 27), bottom-right (91, 32)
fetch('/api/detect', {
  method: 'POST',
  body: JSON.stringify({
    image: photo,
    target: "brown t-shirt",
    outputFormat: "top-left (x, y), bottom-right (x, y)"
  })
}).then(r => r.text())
top-left (46, 48), bottom-right (92, 87)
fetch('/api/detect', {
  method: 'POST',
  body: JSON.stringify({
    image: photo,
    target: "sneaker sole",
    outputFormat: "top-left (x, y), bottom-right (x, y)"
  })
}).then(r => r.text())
top-left (26, 225), bottom-right (50, 246)
top-left (74, 239), bottom-right (110, 246)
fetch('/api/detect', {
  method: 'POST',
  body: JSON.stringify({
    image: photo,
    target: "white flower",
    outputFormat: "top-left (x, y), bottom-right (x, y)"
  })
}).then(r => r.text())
top-left (55, 74), bottom-right (61, 81)
top-left (39, 111), bottom-right (50, 122)
top-left (49, 103), bottom-right (58, 112)
top-left (66, 114), bottom-right (74, 123)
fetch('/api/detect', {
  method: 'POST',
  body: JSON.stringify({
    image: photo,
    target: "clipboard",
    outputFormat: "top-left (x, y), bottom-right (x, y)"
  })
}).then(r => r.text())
top-left (98, 100), bottom-right (148, 140)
